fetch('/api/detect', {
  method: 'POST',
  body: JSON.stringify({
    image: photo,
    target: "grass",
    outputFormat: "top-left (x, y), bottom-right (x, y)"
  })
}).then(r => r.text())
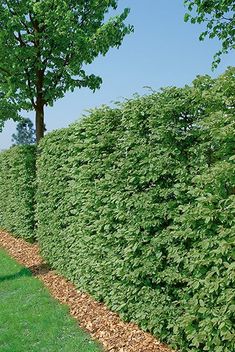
top-left (0, 249), bottom-right (103, 352)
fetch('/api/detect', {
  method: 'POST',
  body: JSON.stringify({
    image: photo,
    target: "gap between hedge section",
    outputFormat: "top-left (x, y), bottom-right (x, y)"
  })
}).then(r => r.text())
top-left (0, 231), bottom-right (173, 352)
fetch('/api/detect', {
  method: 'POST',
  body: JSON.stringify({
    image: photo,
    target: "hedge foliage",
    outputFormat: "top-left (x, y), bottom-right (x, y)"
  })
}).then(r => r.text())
top-left (0, 145), bottom-right (36, 240)
top-left (32, 68), bottom-right (235, 351)
top-left (0, 70), bottom-right (233, 352)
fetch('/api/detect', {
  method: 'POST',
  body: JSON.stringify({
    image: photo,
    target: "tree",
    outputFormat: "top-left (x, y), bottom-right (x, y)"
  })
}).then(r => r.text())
top-left (184, 0), bottom-right (235, 68)
top-left (0, 1), bottom-right (133, 143)
top-left (11, 117), bottom-right (36, 145)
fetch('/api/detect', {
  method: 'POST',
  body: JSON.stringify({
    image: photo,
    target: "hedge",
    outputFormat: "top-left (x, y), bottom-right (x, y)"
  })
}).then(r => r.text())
top-left (0, 145), bottom-right (36, 240)
top-left (36, 68), bottom-right (235, 352)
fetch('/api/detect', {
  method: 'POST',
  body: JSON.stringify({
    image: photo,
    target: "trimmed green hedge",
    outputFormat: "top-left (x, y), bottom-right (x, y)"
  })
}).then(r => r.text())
top-left (36, 68), bottom-right (235, 352)
top-left (0, 68), bottom-right (232, 350)
top-left (0, 145), bottom-right (36, 240)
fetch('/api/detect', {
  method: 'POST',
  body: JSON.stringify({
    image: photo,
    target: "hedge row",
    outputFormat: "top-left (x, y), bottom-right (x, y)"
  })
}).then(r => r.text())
top-left (0, 69), bottom-right (233, 351)
top-left (0, 145), bottom-right (36, 240)
top-left (36, 68), bottom-right (235, 352)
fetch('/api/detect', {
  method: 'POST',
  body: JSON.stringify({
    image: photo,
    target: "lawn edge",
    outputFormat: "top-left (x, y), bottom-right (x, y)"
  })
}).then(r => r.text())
top-left (0, 230), bottom-right (174, 352)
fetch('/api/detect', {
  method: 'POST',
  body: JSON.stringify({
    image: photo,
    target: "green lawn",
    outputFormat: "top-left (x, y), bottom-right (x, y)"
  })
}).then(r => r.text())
top-left (0, 249), bottom-right (102, 352)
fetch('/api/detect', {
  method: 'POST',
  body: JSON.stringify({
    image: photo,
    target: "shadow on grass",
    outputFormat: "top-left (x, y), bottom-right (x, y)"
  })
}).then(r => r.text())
top-left (0, 263), bottom-right (51, 282)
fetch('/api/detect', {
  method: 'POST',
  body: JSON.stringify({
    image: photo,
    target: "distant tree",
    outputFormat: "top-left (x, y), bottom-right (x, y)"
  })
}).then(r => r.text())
top-left (0, 0), bottom-right (133, 143)
top-left (12, 118), bottom-right (36, 145)
top-left (184, 0), bottom-right (235, 68)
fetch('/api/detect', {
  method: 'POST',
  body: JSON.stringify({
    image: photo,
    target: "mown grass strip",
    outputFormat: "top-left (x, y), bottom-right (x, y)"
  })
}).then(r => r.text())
top-left (0, 249), bottom-right (102, 352)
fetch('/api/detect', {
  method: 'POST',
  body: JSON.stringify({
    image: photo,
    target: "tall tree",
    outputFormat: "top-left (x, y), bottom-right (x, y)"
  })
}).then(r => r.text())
top-left (11, 117), bottom-right (36, 145)
top-left (184, 0), bottom-right (235, 68)
top-left (0, 0), bottom-right (133, 143)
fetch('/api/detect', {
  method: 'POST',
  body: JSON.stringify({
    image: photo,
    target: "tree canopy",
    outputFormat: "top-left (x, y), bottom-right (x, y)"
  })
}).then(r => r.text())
top-left (0, 0), bottom-right (133, 142)
top-left (184, 0), bottom-right (235, 68)
top-left (0, 95), bottom-right (21, 132)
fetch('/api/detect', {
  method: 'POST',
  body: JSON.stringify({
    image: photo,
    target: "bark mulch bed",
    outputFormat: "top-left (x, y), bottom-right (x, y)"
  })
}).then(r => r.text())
top-left (0, 231), bottom-right (175, 352)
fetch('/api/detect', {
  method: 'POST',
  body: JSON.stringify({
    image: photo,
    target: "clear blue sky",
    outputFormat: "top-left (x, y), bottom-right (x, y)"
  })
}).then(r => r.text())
top-left (1, 0), bottom-right (234, 149)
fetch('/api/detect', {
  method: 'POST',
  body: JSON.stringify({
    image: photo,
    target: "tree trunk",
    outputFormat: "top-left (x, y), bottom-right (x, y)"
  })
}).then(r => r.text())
top-left (35, 103), bottom-right (44, 143)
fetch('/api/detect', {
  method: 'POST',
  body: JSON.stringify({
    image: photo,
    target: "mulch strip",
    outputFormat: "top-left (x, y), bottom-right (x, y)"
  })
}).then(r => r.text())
top-left (0, 231), bottom-right (174, 352)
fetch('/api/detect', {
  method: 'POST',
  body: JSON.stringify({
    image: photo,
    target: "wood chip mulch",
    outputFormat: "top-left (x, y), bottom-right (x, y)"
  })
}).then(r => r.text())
top-left (0, 231), bottom-right (175, 352)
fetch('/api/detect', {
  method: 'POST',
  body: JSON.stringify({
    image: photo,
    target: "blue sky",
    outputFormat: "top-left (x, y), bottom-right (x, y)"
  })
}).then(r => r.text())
top-left (1, 0), bottom-right (234, 149)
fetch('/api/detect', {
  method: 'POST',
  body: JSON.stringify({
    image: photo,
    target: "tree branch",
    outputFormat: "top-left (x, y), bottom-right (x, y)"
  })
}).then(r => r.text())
top-left (44, 52), bottom-right (73, 97)
top-left (5, 0), bottom-right (32, 35)
top-left (13, 31), bottom-right (27, 47)
top-left (0, 67), bottom-right (11, 75)
top-left (222, 16), bottom-right (234, 22)
top-left (25, 68), bottom-right (36, 108)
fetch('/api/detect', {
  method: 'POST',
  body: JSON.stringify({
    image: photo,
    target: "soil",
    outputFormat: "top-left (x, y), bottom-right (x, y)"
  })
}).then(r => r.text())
top-left (0, 231), bottom-right (175, 352)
